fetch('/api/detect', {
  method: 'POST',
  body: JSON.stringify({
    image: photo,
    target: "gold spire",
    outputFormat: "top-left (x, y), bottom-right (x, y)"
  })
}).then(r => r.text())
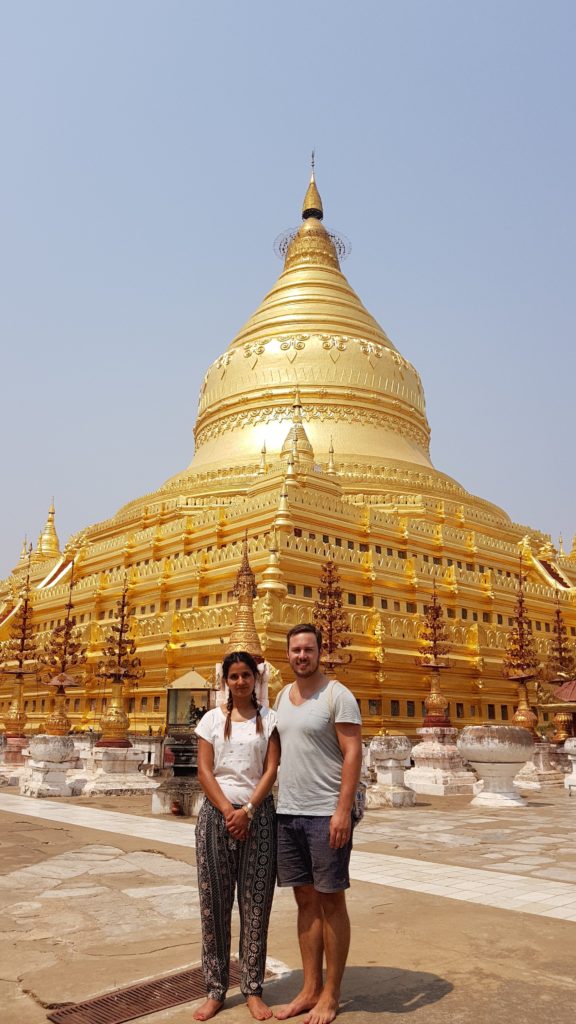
top-left (327, 437), bottom-right (336, 476)
top-left (275, 482), bottom-right (293, 531)
top-left (225, 536), bottom-right (263, 659)
top-left (302, 152), bottom-right (323, 220)
top-left (280, 389), bottom-right (315, 465)
top-left (260, 529), bottom-right (287, 597)
top-left (285, 163), bottom-right (339, 270)
top-left (36, 501), bottom-right (61, 559)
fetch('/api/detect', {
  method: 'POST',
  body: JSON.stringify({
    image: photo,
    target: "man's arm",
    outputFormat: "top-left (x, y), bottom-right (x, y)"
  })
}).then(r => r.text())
top-left (330, 722), bottom-right (362, 849)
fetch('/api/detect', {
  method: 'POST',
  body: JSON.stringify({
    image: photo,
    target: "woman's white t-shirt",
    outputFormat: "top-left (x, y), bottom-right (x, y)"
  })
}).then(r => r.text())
top-left (195, 706), bottom-right (278, 804)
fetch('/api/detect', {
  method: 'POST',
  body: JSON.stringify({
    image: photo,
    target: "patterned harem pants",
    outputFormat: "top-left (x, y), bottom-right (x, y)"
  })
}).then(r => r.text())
top-left (195, 795), bottom-right (277, 1000)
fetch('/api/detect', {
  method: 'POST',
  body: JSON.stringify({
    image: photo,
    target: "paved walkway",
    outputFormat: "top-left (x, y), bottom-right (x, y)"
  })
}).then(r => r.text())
top-left (2, 793), bottom-right (576, 921)
top-left (2, 787), bottom-right (576, 1024)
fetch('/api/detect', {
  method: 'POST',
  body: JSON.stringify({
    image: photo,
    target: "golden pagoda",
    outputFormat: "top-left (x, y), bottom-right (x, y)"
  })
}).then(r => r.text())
top-left (2, 169), bottom-right (576, 739)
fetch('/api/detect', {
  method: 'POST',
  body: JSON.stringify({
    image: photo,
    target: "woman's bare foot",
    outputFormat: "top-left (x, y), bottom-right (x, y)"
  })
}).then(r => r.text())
top-left (302, 994), bottom-right (339, 1024)
top-left (246, 995), bottom-right (273, 1020)
top-left (274, 990), bottom-right (322, 1020)
top-left (193, 997), bottom-right (224, 1021)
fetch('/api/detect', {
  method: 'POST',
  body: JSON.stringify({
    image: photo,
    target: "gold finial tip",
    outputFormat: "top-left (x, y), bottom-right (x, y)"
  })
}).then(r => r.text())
top-left (302, 157), bottom-right (323, 221)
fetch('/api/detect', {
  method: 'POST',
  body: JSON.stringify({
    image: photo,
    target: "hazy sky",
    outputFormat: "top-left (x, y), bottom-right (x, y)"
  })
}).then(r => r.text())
top-left (1, 1), bottom-right (574, 577)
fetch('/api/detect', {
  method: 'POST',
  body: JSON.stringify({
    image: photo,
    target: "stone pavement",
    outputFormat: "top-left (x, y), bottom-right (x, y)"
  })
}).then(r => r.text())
top-left (1, 786), bottom-right (576, 1024)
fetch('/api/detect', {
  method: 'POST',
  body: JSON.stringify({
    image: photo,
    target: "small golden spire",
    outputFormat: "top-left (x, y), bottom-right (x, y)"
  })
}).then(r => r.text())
top-left (286, 162), bottom-right (338, 269)
top-left (258, 442), bottom-right (267, 476)
top-left (293, 387), bottom-right (303, 423)
top-left (327, 437), bottom-right (336, 475)
top-left (225, 535), bottom-right (263, 659)
top-left (260, 528), bottom-right (287, 597)
top-left (19, 536), bottom-right (28, 562)
top-left (280, 389), bottom-right (315, 465)
top-left (302, 153), bottom-right (324, 220)
top-left (559, 534), bottom-right (565, 557)
top-left (275, 481), bottom-right (293, 531)
top-left (36, 501), bottom-right (61, 559)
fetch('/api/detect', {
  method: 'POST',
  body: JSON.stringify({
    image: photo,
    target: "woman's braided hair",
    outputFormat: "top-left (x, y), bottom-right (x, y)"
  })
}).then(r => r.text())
top-left (222, 650), bottom-right (263, 740)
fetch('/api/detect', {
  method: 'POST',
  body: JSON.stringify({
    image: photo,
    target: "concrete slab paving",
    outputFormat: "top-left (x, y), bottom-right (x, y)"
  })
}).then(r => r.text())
top-left (1, 787), bottom-right (576, 1023)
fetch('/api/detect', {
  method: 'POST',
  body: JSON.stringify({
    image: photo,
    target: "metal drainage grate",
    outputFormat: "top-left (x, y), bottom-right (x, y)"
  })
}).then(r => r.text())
top-left (46, 961), bottom-right (242, 1024)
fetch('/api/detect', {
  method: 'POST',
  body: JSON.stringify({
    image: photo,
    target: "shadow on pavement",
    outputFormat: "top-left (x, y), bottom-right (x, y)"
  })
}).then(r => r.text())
top-left (250, 966), bottom-right (453, 1016)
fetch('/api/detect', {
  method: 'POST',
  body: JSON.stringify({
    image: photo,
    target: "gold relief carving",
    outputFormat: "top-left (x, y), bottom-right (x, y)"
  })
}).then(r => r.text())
top-left (359, 341), bottom-right (383, 367)
top-left (215, 352), bottom-right (234, 377)
top-left (243, 342), bottom-right (267, 368)
top-left (278, 335), bottom-right (308, 362)
top-left (195, 403), bottom-right (430, 451)
top-left (322, 335), bottom-right (348, 362)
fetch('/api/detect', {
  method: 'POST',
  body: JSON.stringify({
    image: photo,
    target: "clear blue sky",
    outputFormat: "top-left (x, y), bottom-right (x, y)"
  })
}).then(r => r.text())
top-left (1, 1), bottom-right (574, 577)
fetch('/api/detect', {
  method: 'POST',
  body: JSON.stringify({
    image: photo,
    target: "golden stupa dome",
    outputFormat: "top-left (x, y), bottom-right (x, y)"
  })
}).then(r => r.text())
top-left (189, 171), bottom-right (432, 475)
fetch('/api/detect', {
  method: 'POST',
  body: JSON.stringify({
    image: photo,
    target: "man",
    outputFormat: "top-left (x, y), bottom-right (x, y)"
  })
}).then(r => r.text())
top-left (274, 623), bottom-right (362, 1024)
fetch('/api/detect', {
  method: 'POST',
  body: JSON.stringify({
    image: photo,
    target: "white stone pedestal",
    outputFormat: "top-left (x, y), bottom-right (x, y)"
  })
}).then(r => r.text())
top-left (404, 727), bottom-right (478, 796)
top-left (457, 725), bottom-right (534, 808)
top-left (20, 735), bottom-right (75, 798)
top-left (367, 735), bottom-right (415, 807)
top-left (564, 738), bottom-right (576, 795)
top-left (73, 748), bottom-right (159, 796)
top-left (514, 741), bottom-right (566, 791)
top-left (152, 775), bottom-right (204, 817)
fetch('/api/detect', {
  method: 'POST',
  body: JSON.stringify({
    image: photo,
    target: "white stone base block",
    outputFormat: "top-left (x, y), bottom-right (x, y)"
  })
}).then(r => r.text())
top-left (514, 742), bottom-right (565, 791)
top-left (469, 763), bottom-right (528, 808)
top-left (404, 766), bottom-right (479, 797)
top-left (366, 782), bottom-right (415, 808)
top-left (20, 759), bottom-right (76, 797)
top-left (367, 735), bottom-right (415, 807)
top-left (75, 748), bottom-right (159, 797)
top-left (19, 736), bottom-right (77, 798)
top-left (404, 727), bottom-right (478, 797)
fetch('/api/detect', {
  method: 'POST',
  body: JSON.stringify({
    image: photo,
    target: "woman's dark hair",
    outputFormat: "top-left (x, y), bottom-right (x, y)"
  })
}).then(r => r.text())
top-left (222, 650), bottom-right (263, 740)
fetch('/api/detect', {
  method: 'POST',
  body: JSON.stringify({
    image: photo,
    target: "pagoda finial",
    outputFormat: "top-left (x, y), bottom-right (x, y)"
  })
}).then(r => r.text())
top-left (36, 501), bottom-right (61, 558)
top-left (302, 155), bottom-right (323, 221)
top-left (280, 389), bottom-right (314, 465)
top-left (225, 535), bottom-right (263, 659)
top-left (293, 386), bottom-right (303, 423)
top-left (327, 437), bottom-right (336, 475)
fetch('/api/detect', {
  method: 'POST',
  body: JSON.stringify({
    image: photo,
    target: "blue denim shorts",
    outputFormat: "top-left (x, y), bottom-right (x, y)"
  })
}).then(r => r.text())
top-left (276, 814), bottom-right (352, 893)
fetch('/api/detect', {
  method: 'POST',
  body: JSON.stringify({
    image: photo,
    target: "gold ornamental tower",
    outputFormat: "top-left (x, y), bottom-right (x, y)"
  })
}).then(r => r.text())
top-left (1, 169), bottom-right (576, 740)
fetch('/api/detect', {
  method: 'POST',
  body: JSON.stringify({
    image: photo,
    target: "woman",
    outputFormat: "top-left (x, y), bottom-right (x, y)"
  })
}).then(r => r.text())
top-left (194, 651), bottom-right (280, 1022)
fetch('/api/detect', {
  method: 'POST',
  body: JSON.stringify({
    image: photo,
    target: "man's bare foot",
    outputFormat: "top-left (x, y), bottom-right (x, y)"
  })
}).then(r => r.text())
top-left (246, 995), bottom-right (273, 1020)
top-left (193, 997), bottom-right (224, 1021)
top-left (302, 994), bottom-right (339, 1024)
top-left (274, 991), bottom-right (322, 1020)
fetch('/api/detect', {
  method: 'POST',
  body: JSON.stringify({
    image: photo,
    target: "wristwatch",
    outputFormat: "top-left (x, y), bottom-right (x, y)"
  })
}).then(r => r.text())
top-left (243, 802), bottom-right (255, 820)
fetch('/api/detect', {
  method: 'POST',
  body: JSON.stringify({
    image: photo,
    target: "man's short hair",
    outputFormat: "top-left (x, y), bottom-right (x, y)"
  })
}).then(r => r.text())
top-left (286, 623), bottom-right (323, 649)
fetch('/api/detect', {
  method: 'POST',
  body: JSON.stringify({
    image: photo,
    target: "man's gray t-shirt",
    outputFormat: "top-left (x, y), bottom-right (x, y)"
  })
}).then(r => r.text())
top-left (275, 680), bottom-right (362, 815)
